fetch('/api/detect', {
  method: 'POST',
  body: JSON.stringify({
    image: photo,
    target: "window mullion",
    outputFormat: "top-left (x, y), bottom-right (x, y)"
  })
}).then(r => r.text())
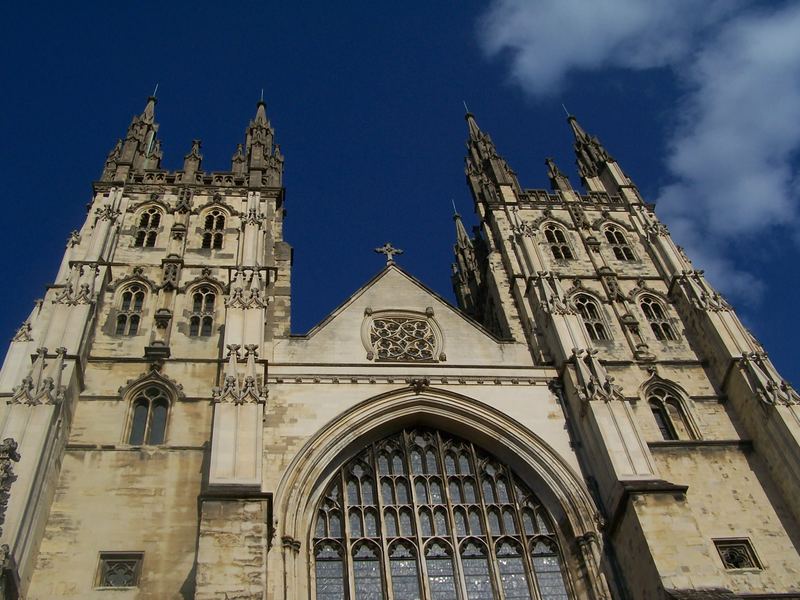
top-left (471, 443), bottom-right (506, 600)
top-left (340, 470), bottom-right (355, 600)
top-left (405, 430), bottom-right (430, 600)
top-left (372, 444), bottom-right (394, 600)
top-left (438, 431), bottom-right (467, 600)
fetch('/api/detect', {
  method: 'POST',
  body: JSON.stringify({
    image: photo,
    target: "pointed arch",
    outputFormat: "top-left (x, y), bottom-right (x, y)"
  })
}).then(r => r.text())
top-left (638, 372), bottom-right (701, 440)
top-left (276, 387), bottom-right (608, 600)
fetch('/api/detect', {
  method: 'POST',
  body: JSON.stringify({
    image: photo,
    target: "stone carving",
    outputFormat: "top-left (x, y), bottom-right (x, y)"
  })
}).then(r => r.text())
top-left (162, 261), bottom-right (181, 289)
top-left (226, 269), bottom-right (269, 309)
top-left (739, 352), bottom-right (799, 406)
top-left (212, 345), bottom-right (267, 404)
top-left (67, 230), bottom-right (81, 247)
top-left (0, 438), bottom-right (20, 538)
top-left (369, 317), bottom-right (435, 361)
top-left (12, 321), bottom-right (32, 342)
top-left (572, 348), bottom-right (624, 403)
top-left (536, 272), bottom-right (573, 315)
top-left (9, 347), bottom-right (67, 405)
top-left (678, 271), bottom-right (730, 312)
top-left (53, 264), bottom-right (100, 305)
top-left (95, 205), bottom-right (122, 222)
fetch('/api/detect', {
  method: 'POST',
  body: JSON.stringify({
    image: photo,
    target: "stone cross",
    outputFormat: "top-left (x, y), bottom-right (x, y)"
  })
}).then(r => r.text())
top-left (374, 242), bottom-right (404, 265)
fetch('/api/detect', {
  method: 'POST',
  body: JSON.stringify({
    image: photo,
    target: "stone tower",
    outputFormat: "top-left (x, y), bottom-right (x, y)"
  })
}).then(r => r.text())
top-left (0, 98), bottom-right (797, 600)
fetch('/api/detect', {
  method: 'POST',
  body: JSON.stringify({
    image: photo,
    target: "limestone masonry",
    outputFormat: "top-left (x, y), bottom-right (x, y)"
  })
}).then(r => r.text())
top-left (0, 96), bottom-right (798, 599)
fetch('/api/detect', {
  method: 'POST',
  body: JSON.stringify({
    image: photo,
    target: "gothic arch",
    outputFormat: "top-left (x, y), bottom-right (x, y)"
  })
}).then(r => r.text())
top-left (637, 372), bottom-right (701, 440)
top-left (194, 192), bottom-right (241, 216)
top-left (275, 387), bottom-right (609, 600)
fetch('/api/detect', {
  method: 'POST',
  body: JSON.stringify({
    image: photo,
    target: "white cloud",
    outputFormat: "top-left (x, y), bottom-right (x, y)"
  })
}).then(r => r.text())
top-left (479, 0), bottom-right (800, 304)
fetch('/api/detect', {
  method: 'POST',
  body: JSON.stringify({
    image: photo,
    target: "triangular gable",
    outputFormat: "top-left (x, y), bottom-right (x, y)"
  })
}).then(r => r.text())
top-left (276, 265), bottom-right (530, 367)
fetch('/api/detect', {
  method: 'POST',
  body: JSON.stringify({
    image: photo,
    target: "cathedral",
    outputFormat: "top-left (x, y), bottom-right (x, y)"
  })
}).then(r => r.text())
top-left (0, 94), bottom-right (798, 600)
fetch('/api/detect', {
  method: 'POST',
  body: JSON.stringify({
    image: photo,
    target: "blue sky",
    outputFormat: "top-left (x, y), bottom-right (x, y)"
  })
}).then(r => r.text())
top-left (2, 2), bottom-right (798, 384)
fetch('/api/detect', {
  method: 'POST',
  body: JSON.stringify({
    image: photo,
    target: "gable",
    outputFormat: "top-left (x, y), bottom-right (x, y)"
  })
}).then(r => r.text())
top-left (274, 266), bottom-right (532, 367)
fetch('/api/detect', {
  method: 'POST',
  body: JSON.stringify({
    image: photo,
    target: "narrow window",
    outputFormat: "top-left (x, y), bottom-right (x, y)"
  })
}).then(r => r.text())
top-left (96, 553), bottom-right (143, 588)
top-left (133, 207), bottom-right (161, 248)
top-left (641, 296), bottom-right (677, 341)
top-left (127, 386), bottom-right (170, 445)
top-left (544, 224), bottom-right (574, 260)
top-left (315, 542), bottom-right (346, 600)
top-left (389, 542), bottom-right (421, 599)
top-left (116, 284), bottom-right (146, 336)
top-left (648, 386), bottom-right (693, 440)
top-left (604, 226), bottom-right (635, 261)
top-left (575, 294), bottom-right (609, 341)
top-left (201, 209), bottom-right (226, 249)
top-left (189, 286), bottom-right (216, 337)
top-left (532, 540), bottom-right (570, 600)
top-left (425, 542), bottom-right (457, 600)
top-left (352, 542), bottom-right (383, 599)
top-left (496, 540), bottom-right (533, 599)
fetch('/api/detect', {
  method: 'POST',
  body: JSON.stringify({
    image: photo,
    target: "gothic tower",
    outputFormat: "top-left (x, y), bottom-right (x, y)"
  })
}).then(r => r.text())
top-left (0, 97), bottom-right (797, 600)
top-left (453, 111), bottom-right (800, 598)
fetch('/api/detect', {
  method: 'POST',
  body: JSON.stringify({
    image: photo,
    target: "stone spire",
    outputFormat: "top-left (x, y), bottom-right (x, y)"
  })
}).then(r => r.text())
top-left (242, 99), bottom-right (283, 188)
top-left (545, 157), bottom-right (572, 192)
top-left (464, 111), bottom-right (521, 205)
top-left (567, 114), bottom-right (610, 180)
top-left (101, 95), bottom-right (162, 181)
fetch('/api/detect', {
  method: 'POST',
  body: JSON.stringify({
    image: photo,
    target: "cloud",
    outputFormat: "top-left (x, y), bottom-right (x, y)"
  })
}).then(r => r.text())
top-left (479, 0), bottom-right (800, 304)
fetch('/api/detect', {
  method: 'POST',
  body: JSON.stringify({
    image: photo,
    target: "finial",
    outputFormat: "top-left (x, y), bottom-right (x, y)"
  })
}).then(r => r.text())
top-left (451, 198), bottom-right (459, 215)
top-left (374, 242), bottom-right (404, 265)
top-left (152, 83), bottom-right (159, 98)
top-left (463, 100), bottom-right (470, 114)
top-left (561, 103), bottom-right (570, 117)
top-left (260, 88), bottom-right (264, 103)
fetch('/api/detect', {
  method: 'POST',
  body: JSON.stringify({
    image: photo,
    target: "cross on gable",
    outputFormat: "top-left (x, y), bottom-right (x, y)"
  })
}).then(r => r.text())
top-left (374, 242), bottom-right (404, 265)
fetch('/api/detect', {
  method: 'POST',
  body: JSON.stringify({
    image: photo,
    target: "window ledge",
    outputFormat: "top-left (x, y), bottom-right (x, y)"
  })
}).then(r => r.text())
top-left (648, 439), bottom-right (752, 450)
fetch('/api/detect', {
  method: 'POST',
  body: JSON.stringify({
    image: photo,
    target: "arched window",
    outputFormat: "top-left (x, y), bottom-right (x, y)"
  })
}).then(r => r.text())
top-left (134, 207), bottom-right (162, 248)
top-left (127, 386), bottom-right (169, 445)
top-left (543, 224), bottom-right (573, 260)
top-left (647, 386), bottom-right (693, 440)
top-left (574, 294), bottom-right (609, 341)
top-left (640, 296), bottom-right (677, 341)
top-left (312, 428), bottom-right (572, 599)
top-left (604, 226), bottom-right (635, 261)
top-left (189, 286), bottom-right (215, 336)
top-left (115, 284), bottom-right (145, 336)
top-left (201, 209), bottom-right (225, 249)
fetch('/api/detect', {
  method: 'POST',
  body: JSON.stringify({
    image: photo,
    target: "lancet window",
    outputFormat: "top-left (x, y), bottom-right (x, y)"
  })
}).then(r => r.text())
top-left (604, 226), bottom-right (635, 261)
top-left (574, 295), bottom-right (609, 342)
top-left (127, 386), bottom-right (169, 445)
top-left (543, 224), bottom-right (573, 260)
top-left (134, 207), bottom-right (162, 248)
top-left (189, 286), bottom-right (215, 337)
top-left (640, 296), bottom-right (677, 341)
top-left (312, 428), bottom-right (571, 600)
top-left (201, 209), bottom-right (226, 249)
top-left (647, 386), bottom-right (693, 441)
top-left (115, 284), bottom-right (145, 336)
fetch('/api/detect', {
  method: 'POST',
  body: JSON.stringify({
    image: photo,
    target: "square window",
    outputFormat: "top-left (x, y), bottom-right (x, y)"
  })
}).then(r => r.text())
top-left (96, 552), bottom-right (143, 588)
top-left (714, 539), bottom-right (760, 570)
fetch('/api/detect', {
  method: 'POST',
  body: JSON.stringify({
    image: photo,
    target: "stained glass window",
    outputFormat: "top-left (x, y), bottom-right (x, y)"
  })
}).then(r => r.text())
top-left (312, 428), bottom-right (572, 599)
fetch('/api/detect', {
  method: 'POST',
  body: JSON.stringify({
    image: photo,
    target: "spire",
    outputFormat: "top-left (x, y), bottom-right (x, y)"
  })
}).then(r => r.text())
top-left (545, 157), bottom-right (572, 192)
top-left (101, 95), bottom-right (161, 181)
top-left (566, 114), bottom-right (611, 179)
top-left (453, 210), bottom-right (472, 249)
top-left (463, 110), bottom-right (520, 200)
top-left (465, 110), bottom-right (482, 141)
top-left (242, 97), bottom-right (283, 187)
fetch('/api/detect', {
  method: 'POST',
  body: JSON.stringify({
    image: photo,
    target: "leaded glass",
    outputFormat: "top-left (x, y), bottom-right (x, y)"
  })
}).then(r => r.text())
top-left (532, 541), bottom-right (570, 600)
top-left (390, 543), bottom-right (422, 599)
top-left (425, 542), bottom-right (457, 600)
top-left (312, 428), bottom-right (572, 599)
top-left (462, 542), bottom-right (493, 600)
top-left (353, 544), bottom-right (383, 599)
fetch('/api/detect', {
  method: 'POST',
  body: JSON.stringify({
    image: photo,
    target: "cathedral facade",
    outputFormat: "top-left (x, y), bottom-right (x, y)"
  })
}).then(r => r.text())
top-left (0, 96), bottom-right (798, 600)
